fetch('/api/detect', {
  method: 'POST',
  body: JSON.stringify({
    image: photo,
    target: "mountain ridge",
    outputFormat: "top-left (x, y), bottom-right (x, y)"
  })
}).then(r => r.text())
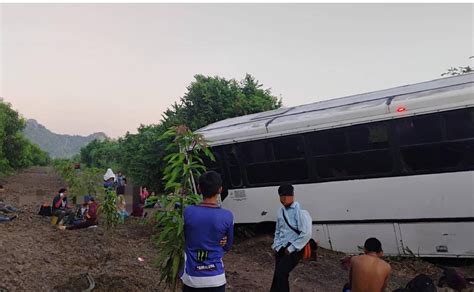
top-left (23, 119), bottom-right (108, 158)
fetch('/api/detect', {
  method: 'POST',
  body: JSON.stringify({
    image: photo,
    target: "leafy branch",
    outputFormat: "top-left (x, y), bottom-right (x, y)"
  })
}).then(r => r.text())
top-left (153, 125), bottom-right (214, 290)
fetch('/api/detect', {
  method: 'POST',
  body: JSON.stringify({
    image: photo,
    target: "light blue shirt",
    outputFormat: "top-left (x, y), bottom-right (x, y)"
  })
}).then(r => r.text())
top-left (271, 201), bottom-right (313, 254)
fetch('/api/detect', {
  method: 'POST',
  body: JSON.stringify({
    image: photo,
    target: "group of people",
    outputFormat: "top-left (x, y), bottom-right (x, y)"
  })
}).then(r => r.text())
top-left (180, 170), bottom-right (397, 292)
top-left (52, 169), bottom-right (131, 229)
top-left (103, 168), bottom-right (131, 221)
top-left (44, 168), bottom-right (134, 230)
top-left (0, 184), bottom-right (19, 222)
top-left (49, 188), bottom-right (98, 231)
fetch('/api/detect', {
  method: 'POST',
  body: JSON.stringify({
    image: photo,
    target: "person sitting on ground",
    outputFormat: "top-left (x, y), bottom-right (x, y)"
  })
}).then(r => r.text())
top-left (0, 213), bottom-right (17, 222)
top-left (144, 191), bottom-right (160, 208)
top-left (0, 200), bottom-right (19, 213)
top-left (346, 237), bottom-right (391, 292)
top-left (59, 195), bottom-right (98, 230)
top-left (51, 188), bottom-right (75, 225)
top-left (140, 186), bottom-right (150, 203)
top-left (117, 194), bottom-right (129, 222)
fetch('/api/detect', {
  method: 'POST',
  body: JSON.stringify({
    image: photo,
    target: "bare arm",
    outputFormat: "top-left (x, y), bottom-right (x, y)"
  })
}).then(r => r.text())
top-left (382, 266), bottom-right (391, 291)
top-left (349, 267), bottom-right (353, 288)
top-left (349, 257), bottom-right (355, 288)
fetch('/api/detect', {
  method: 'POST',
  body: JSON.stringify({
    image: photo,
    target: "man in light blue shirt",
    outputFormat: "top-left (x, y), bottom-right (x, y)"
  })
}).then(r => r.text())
top-left (270, 184), bottom-right (312, 292)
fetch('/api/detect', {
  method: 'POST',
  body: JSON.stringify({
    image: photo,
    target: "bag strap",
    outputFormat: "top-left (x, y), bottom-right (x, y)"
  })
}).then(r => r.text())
top-left (281, 208), bottom-right (301, 235)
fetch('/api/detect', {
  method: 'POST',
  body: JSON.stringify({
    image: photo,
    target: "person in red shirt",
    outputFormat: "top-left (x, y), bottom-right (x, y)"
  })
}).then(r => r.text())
top-left (59, 195), bottom-right (98, 230)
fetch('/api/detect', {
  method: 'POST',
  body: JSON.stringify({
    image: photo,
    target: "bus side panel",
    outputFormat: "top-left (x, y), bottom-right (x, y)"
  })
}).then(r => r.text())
top-left (313, 224), bottom-right (330, 250)
top-left (325, 224), bottom-right (401, 256)
top-left (399, 222), bottom-right (474, 257)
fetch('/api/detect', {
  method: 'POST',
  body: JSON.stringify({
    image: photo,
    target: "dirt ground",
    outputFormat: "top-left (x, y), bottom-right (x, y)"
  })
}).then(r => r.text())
top-left (0, 167), bottom-right (473, 291)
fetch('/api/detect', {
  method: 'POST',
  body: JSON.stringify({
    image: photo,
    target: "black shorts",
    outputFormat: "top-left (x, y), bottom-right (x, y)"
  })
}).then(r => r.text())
top-left (116, 186), bottom-right (125, 195)
top-left (182, 284), bottom-right (225, 292)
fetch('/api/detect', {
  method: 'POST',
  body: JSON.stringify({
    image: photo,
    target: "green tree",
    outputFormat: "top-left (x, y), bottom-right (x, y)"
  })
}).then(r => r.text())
top-left (442, 56), bottom-right (473, 76)
top-left (0, 101), bottom-right (50, 175)
top-left (79, 73), bottom-right (282, 192)
top-left (154, 125), bottom-right (213, 290)
top-left (163, 73), bottom-right (282, 130)
top-left (118, 125), bottom-right (169, 191)
top-left (80, 139), bottom-right (120, 169)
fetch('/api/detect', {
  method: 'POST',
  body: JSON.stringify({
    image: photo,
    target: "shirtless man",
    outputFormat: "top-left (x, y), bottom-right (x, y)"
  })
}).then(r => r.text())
top-left (348, 237), bottom-right (391, 292)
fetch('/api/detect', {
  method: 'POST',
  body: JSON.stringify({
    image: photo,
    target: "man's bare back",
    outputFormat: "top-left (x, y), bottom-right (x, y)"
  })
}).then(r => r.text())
top-left (350, 254), bottom-right (391, 292)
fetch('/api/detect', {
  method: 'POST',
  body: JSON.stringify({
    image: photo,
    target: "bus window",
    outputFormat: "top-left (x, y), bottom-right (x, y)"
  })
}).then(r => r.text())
top-left (311, 122), bottom-right (393, 180)
top-left (309, 129), bottom-right (347, 156)
top-left (396, 115), bottom-right (442, 145)
top-left (348, 123), bottom-right (389, 151)
top-left (201, 147), bottom-right (230, 195)
top-left (272, 136), bottom-right (305, 160)
top-left (246, 160), bottom-right (308, 185)
top-left (241, 140), bottom-right (272, 163)
top-left (243, 135), bottom-right (309, 186)
top-left (223, 145), bottom-right (243, 188)
top-left (444, 108), bottom-right (474, 140)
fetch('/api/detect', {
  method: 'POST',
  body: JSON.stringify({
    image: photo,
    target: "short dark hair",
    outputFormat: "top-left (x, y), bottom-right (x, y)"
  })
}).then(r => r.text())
top-left (58, 188), bottom-right (67, 194)
top-left (198, 171), bottom-right (222, 198)
top-left (364, 237), bottom-right (382, 253)
top-left (278, 184), bottom-right (294, 196)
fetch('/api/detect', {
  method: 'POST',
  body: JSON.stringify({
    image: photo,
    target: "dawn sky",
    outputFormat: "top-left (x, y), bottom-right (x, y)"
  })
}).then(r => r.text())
top-left (1, 4), bottom-right (473, 138)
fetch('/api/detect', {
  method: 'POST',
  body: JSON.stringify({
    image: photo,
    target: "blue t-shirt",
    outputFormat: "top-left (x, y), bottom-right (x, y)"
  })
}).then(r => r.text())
top-left (181, 205), bottom-right (234, 288)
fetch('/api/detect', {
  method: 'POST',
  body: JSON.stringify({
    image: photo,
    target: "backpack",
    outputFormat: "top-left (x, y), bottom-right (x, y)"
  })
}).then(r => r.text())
top-left (38, 204), bottom-right (52, 216)
top-left (405, 274), bottom-right (436, 292)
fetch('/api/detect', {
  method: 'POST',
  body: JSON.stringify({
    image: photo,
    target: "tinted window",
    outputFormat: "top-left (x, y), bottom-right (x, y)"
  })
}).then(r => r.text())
top-left (348, 123), bottom-right (389, 151)
top-left (246, 160), bottom-right (308, 184)
top-left (202, 148), bottom-right (221, 170)
top-left (310, 130), bottom-right (347, 156)
top-left (400, 140), bottom-right (474, 173)
top-left (444, 108), bottom-right (474, 140)
top-left (223, 145), bottom-right (242, 187)
top-left (396, 115), bottom-right (442, 145)
top-left (272, 136), bottom-right (305, 160)
top-left (241, 140), bottom-right (272, 163)
top-left (315, 150), bottom-right (393, 179)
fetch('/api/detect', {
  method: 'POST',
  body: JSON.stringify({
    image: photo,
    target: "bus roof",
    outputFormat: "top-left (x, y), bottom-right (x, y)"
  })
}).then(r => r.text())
top-left (197, 73), bottom-right (474, 146)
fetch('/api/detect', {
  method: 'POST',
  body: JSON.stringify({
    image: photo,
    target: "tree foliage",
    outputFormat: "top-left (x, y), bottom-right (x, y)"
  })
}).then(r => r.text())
top-left (0, 101), bottom-right (50, 175)
top-left (53, 160), bottom-right (103, 203)
top-left (162, 74), bottom-right (282, 130)
top-left (98, 187), bottom-right (121, 230)
top-left (78, 74), bottom-right (281, 192)
top-left (442, 56), bottom-right (473, 76)
top-left (153, 125), bottom-right (213, 290)
top-left (80, 139), bottom-right (121, 170)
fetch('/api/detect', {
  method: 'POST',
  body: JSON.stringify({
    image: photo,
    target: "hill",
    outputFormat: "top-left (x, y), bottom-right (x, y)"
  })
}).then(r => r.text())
top-left (23, 119), bottom-right (107, 158)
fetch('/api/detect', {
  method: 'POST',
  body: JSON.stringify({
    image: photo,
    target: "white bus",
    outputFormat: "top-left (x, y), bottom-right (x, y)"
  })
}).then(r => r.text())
top-left (196, 73), bottom-right (474, 258)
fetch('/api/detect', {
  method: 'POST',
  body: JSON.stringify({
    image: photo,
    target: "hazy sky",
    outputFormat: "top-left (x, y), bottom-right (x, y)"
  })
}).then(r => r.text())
top-left (1, 4), bottom-right (473, 138)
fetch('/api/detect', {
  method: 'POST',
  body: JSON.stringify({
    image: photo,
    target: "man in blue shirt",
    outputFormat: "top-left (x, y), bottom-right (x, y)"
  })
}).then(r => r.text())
top-left (181, 171), bottom-right (234, 291)
top-left (271, 184), bottom-right (312, 292)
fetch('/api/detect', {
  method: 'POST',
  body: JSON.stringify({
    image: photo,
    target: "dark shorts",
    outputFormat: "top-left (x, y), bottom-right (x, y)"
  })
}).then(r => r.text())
top-left (116, 186), bottom-right (125, 195)
top-left (182, 284), bottom-right (225, 292)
